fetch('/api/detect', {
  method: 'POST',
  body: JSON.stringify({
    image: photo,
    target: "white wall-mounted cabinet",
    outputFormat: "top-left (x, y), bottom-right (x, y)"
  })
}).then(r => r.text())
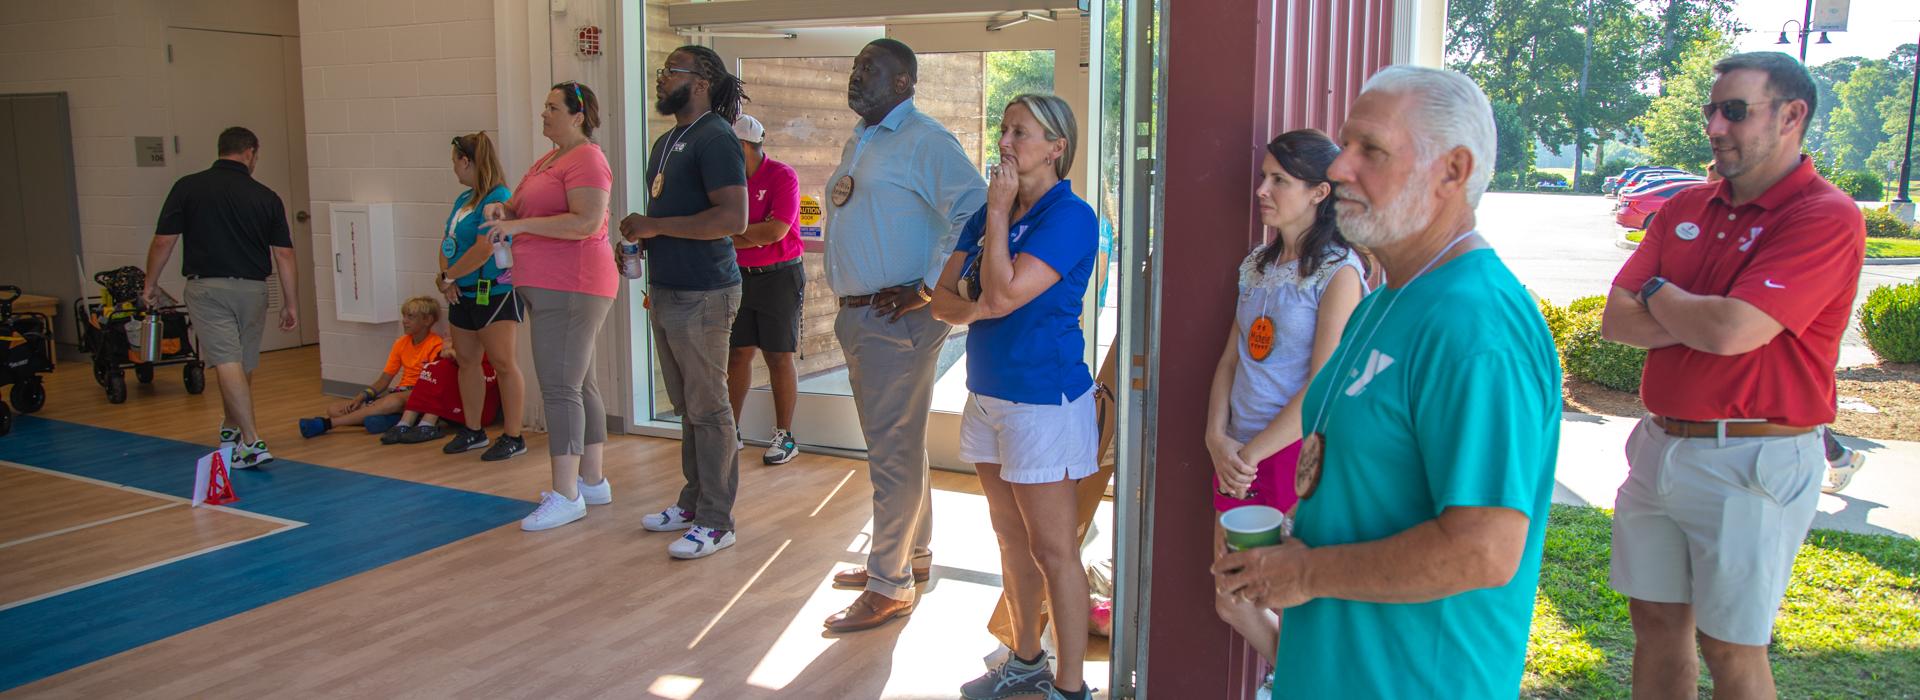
top-left (328, 202), bottom-right (397, 324)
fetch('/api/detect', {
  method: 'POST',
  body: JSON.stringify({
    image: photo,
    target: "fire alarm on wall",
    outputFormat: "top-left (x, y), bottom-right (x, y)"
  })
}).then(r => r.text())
top-left (576, 26), bottom-right (601, 57)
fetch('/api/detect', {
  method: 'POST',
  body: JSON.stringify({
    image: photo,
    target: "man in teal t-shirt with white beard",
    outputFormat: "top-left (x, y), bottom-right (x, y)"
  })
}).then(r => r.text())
top-left (1214, 66), bottom-right (1560, 698)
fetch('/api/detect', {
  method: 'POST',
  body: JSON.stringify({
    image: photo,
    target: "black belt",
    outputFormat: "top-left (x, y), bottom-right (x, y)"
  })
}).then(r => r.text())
top-left (740, 258), bottom-right (802, 275)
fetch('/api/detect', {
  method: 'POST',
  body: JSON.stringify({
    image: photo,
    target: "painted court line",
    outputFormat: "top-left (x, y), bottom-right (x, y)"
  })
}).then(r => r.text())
top-left (0, 522), bottom-right (303, 613)
top-left (0, 460), bottom-right (304, 529)
top-left (0, 502), bottom-right (181, 551)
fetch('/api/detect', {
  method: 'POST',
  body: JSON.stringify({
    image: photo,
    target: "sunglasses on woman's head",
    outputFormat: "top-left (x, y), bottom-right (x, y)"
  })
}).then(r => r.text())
top-left (1700, 98), bottom-right (1784, 123)
top-left (450, 136), bottom-right (473, 158)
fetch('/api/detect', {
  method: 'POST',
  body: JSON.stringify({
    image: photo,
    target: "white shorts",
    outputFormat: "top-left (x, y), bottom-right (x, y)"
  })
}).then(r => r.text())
top-left (1608, 417), bottom-right (1824, 645)
top-left (958, 387), bottom-right (1099, 485)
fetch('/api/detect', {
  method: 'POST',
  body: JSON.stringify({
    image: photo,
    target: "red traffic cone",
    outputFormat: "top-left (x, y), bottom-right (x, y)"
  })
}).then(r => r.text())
top-left (194, 448), bottom-right (239, 506)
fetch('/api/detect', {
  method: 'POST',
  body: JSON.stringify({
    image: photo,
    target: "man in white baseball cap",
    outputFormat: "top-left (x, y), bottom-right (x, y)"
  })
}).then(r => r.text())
top-left (727, 113), bottom-right (807, 466)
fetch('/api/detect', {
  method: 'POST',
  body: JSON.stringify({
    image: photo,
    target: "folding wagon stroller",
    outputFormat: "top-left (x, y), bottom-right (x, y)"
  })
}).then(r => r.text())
top-left (74, 267), bottom-right (205, 405)
top-left (0, 286), bottom-right (56, 436)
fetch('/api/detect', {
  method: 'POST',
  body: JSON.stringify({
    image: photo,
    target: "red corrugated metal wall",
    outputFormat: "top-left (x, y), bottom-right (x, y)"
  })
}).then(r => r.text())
top-left (1145, 0), bottom-right (1395, 695)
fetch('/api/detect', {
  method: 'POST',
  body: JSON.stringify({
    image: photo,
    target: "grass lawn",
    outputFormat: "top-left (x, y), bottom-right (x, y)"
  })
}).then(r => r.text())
top-left (1867, 237), bottom-right (1920, 259)
top-left (1524, 505), bottom-right (1920, 698)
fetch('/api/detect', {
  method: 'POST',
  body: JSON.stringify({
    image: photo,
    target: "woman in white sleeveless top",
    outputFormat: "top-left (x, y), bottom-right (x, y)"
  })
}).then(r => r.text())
top-left (1204, 129), bottom-right (1367, 664)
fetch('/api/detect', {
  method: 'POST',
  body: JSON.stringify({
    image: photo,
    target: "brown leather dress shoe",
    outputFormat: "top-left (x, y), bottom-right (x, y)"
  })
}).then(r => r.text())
top-left (824, 591), bottom-right (915, 633)
top-left (832, 564), bottom-right (932, 588)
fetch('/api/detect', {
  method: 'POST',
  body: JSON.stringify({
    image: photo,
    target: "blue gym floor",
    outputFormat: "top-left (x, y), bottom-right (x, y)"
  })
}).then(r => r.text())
top-left (0, 416), bottom-right (529, 692)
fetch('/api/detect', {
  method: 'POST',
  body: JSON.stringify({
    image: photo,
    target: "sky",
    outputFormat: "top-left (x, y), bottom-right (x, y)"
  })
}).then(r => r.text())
top-left (1731, 0), bottom-right (1920, 66)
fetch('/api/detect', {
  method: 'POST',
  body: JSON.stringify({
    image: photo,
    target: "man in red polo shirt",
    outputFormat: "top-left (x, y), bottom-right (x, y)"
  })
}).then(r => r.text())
top-left (1602, 52), bottom-right (1865, 697)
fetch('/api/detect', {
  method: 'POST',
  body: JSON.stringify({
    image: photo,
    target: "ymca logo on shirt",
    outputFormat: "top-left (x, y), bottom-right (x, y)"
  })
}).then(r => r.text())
top-left (1344, 350), bottom-right (1396, 397)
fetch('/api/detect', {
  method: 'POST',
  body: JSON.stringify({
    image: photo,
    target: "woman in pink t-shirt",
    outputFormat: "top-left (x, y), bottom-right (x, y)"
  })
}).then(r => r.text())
top-left (480, 81), bottom-right (618, 532)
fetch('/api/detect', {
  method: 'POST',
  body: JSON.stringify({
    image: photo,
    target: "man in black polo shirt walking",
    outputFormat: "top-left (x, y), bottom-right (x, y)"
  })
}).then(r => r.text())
top-left (144, 126), bottom-right (299, 469)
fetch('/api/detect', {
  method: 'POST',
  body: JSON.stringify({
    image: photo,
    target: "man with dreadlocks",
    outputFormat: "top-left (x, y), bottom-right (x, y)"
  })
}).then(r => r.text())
top-left (820, 38), bottom-right (988, 633)
top-left (620, 46), bottom-right (752, 560)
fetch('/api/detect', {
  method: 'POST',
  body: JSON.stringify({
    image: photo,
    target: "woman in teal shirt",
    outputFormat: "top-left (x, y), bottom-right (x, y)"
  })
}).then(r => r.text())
top-left (434, 132), bottom-right (526, 460)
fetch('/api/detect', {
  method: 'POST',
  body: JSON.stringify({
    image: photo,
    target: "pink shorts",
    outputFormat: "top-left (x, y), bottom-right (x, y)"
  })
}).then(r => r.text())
top-left (1211, 440), bottom-right (1301, 513)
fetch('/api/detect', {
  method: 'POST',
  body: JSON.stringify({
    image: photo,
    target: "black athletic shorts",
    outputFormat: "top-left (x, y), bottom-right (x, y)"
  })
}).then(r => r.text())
top-left (730, 259), bottom-right (804, 352)
top-left (449, 286), bottom-right (524, 331)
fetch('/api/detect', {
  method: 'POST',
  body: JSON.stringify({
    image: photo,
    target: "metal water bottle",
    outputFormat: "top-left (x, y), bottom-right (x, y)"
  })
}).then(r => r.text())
top-left (491, 235), bottom-right (514, 269)
top-left (619, 241), bottom-right (644, 279)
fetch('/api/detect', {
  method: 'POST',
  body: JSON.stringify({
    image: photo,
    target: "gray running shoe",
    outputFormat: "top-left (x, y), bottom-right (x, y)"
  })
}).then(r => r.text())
top-left (961, 654), bottom-right (1053, 700)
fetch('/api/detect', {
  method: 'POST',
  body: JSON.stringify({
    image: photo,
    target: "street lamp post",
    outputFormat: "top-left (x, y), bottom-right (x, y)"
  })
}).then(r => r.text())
top-left (1775, 0), bottom-right (1832, 64)
top-left (1894, 30), bottom-right (1918, 223)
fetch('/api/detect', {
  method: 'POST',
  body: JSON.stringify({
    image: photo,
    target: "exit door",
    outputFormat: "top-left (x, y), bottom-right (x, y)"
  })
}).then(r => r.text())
top-left (164, 27), bottom-right (317, 350)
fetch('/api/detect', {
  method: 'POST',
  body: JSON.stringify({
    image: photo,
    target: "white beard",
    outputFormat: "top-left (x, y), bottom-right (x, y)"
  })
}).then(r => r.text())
top-left (1335, 172), bottom-right (1435, 247)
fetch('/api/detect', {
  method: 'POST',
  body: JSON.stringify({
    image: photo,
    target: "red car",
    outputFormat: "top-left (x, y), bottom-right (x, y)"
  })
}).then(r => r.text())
top-left (1615, 181), bottom-right (1701, 229)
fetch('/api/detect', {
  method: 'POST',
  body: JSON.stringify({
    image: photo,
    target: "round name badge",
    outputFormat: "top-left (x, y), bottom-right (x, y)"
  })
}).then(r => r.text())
top-left (832, 175), bottom-right (855, 207)
top-left (1247, 316), bottom-right (1276, 361)
top-left (1675, 222), bottom-right (1701, 241)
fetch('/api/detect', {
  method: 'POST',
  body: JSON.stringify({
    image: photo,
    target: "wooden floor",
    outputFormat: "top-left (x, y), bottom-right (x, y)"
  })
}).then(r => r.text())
top-left (1, 347), bottom-right (1110, 699)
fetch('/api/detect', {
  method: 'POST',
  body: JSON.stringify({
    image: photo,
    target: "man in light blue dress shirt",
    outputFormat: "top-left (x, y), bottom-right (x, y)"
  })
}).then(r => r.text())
top-left (820, 38), bottom-right (986, 633)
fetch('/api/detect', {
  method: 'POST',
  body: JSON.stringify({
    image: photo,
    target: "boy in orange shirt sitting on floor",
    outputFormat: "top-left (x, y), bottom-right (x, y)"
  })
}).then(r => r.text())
top-left (299, 296), bottom-right (448, 439)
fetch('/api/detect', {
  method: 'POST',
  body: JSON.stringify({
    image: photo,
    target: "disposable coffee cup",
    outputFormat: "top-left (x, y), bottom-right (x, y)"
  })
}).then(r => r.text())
top-left (1220, 505), bottom-right (1288, 552)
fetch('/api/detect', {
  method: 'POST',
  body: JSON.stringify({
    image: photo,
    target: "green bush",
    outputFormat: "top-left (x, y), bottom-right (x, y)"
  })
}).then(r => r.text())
top-left (1833, 171), bottom-right (1885, 202)
top-left (1566, 295), bottom-right (1607, 314)
top-left (1858, 280), bottom-right (1920, 363)
top-left (1864, 206), bottom-right (1919, 240)
top-left (1562, 308), bottom-right (1648, 392)
top-left (1533, 171), bottom-right (1568, 186)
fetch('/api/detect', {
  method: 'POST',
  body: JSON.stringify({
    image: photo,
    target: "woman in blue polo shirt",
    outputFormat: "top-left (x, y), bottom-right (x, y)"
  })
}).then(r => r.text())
top-left (434, 131), bottom-right (526, 460)
top-left (931, 94), bottom-right (1097, 700)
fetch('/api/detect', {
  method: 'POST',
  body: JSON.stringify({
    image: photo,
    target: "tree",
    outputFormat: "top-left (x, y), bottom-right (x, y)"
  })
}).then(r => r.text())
top-left (1866, 44), bottom-right (1920, 183)
top-left (984, 50), bottom-right (1055, 164)
top-left (1632, 33), bottom-right (1729, 172)
top-left (1827, 62), bottom-right (1900, 171)
top-left (1491, 101), bottom-right (1533, 188)
top-left (1646, 0), bottom-right (1740, 94)
top-left (1448, 0), bottom-right (1654, 187)
top-left (1808, 56), bottom-right (1868, 154)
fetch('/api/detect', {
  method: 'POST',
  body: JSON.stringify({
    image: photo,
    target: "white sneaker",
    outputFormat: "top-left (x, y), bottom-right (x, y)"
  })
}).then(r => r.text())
top-left (577, 477), bottom-right (613, 505)
top-left (520, 491), bottom-right (586, 531)
top-left (231, 440), bottom-right (273, 469)
top-left (735, 430), bottom-right (745, 451)
top-left (642, 505), bottom-right (695, 532)
top-left (668, 525), bottom-right (735, 559)
top-left (218, 426), bottom-right (241, 450)
top-left (764, 428), bottom-right (799, 465)
top-left (1823, 449), bottom-right (1867, 495)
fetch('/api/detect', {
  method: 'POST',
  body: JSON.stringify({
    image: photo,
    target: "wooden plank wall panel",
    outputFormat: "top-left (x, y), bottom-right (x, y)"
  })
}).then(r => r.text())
top-left (733, 54), bottom-right (985, 386)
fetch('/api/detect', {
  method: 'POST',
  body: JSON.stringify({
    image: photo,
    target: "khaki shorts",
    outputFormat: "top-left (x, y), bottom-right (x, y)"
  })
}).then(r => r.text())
top-left (184, 278), bottom-right (268, 372)
top-left (1609, 417), bottom-right (1824, 645)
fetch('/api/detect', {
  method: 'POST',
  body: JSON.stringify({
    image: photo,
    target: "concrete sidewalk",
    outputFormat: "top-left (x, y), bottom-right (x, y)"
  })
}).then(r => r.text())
top-left (1553, 412), bottom-right (1920, 540)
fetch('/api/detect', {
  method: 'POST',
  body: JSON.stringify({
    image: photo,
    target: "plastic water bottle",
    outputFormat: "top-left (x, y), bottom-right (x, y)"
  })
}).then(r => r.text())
top-left (491, 236), bottom-right (514, 269)
top-left (619, 241), bottom-right (644, 279)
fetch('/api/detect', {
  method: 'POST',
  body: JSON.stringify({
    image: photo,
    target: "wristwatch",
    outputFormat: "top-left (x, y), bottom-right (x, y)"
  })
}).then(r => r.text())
top-left (1638, 276), bottom-right (1669, 305)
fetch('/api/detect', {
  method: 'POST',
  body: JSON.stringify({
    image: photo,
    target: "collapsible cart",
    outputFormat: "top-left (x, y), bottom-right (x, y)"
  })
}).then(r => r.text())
top-left (74, 267), bottom-right (204, 404)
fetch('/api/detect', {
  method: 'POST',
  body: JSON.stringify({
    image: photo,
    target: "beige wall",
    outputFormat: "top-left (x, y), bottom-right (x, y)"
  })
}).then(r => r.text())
top-left (0, 0), bottom-right (299, 299)
top-left (297, 0), bottom-right (498, 383)
top-left (733, 54), bottom-right (986, 387)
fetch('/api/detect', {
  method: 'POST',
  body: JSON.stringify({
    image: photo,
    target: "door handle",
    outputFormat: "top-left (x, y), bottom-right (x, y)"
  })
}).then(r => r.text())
top-left (335, 253), bottom-right (342, 273)
top-left (295, 210), bottom-right (310, 223)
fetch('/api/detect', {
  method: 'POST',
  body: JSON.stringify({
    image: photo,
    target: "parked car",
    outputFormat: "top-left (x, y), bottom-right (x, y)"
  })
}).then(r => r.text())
top-left (1603, 175), bottom-right (1621, 194)
top-left (1615, 181), bottom-right (1701, 229)
top-left (1619, 175), bottom-right (1703, 199)
top-left (1536, 180), bottom-right (1571, 191)
top-left (1615, 167), bottom-right (1691, 192)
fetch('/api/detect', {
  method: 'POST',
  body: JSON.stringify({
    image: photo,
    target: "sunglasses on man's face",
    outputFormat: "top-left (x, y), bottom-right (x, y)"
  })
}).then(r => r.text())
top-left (1700, 98), bottom-right (1785, 123)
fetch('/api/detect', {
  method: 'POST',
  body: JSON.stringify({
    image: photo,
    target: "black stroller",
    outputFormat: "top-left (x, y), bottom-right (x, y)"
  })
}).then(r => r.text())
top-left (74, 267), bottom-right (205, 404)
top-left (0, 286), bottom-right (55, 436)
